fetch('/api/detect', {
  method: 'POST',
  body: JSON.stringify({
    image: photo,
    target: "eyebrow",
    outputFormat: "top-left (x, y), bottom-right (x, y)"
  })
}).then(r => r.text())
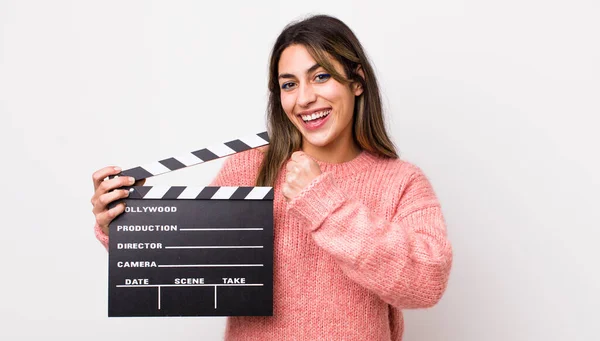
top-left (278, 63), bottom-right (322, 80)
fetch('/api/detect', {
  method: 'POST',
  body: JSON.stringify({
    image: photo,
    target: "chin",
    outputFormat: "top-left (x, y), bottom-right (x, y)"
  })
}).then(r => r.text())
top-left (302, 135), bottom-right (335, 148)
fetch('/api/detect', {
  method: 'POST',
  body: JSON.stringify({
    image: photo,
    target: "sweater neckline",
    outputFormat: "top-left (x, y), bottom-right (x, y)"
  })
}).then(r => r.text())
top-left (307, 150), bottom-right (379, 178)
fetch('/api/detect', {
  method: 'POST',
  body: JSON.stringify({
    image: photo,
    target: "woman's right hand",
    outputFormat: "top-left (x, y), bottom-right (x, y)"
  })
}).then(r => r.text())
top-left (91, 166), bottom-right (145, 236)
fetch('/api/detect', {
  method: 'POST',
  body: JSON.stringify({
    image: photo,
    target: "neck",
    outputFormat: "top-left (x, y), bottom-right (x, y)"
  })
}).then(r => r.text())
top-left (301, 135), bottom-right (361, 163)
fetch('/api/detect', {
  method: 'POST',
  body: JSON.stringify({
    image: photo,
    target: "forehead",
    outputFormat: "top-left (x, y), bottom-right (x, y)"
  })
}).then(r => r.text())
top-left (278, 44), bottom-right (317, 74)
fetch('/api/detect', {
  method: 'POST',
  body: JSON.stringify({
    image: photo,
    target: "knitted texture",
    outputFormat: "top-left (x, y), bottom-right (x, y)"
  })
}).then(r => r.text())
top-left (94, 149), bottom-right (453, 340)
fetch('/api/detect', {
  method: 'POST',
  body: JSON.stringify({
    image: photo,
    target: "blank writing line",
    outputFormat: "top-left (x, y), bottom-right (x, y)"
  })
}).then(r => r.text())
top-left (165, 245), bottom-right (264, 249)
top-left (179, 228), bottom-right (263, 231)
top-left (116, 284), bottom-right (264, 288)
top-left (158, 264), bottom-right (263, 268)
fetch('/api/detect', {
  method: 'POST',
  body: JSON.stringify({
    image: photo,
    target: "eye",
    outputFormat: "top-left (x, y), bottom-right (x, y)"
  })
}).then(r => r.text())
top-left (315, 73), bottom-right (331, 82)
top-left (281, 82), bottom-right (296, 90)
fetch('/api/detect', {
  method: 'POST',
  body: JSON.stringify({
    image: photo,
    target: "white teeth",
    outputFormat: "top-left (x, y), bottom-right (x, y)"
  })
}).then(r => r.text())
top-left (301, 110), bottom-right (330, 122)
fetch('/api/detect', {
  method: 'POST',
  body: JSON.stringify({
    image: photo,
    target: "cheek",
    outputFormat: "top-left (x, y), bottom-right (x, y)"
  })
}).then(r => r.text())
top-left (320, 83), bottom-right (349, 107)
top-left (280, 93), bottom-right (296, 117)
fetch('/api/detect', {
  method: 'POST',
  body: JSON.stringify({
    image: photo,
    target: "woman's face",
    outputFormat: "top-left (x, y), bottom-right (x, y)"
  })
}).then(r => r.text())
top-left (277, 44), bottom-right (363, 157)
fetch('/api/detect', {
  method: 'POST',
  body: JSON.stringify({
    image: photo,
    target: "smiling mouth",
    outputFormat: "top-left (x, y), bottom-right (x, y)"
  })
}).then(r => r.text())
top-left (300, 109), bottom-right (331, 122)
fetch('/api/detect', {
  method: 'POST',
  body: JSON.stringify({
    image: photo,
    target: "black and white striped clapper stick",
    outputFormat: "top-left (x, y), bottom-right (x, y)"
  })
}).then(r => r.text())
top-left (108, 131), bottom-right (273, 317)
top-left (115, 131), bottom-right (270, 181)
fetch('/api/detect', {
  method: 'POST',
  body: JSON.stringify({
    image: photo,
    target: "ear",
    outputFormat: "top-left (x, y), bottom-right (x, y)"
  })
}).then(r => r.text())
top-left (352, 64), bottom-right (365, 96)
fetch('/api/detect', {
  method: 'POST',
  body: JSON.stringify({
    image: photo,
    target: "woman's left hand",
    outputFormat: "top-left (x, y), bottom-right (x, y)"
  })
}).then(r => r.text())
top-left (282, 151), bottom-right (322, 202)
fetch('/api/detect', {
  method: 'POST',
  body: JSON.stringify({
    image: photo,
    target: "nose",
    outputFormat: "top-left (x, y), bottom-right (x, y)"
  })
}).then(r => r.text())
top-left (297, 82), bottom-right (316, 107)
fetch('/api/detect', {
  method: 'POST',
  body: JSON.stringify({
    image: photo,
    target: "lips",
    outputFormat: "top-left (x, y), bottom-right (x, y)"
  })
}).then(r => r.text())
top-left (297, 107), bottom-right (331, 117)
top-left (301, 110), bottom-right (331, 122)
top-left (299, 109), bottom-right (331, 130)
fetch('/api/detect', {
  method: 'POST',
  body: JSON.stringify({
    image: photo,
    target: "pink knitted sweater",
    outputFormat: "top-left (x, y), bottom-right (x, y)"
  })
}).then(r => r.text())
top-left (95, 148), bottom-right (452, 340)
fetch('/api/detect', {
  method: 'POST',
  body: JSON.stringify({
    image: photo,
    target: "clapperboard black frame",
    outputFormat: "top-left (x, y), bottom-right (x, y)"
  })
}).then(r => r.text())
top-left (108, 132), bottom-right (273, 317)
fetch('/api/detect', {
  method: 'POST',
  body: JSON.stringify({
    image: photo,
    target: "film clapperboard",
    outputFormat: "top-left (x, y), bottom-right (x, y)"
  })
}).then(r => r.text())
top-left (108, 132), bottom-right (273, 317)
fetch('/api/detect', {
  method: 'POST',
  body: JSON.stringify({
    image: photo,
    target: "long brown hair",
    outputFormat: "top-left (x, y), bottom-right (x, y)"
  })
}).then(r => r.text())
top-left (256, 14), bottom-right (398, 186)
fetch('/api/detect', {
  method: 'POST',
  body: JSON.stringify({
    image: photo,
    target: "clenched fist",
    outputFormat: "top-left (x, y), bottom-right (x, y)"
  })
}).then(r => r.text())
top-left (282, 151), bottom-right (322, 202)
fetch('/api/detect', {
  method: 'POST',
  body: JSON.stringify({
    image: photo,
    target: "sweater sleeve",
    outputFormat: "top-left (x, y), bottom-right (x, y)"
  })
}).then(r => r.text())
top-left (285, 166), bottom-right (453, 309)
top-left (93, 149), bottom-right (263, 250)
top-left (94, 222), bottom-right (109, 251)
top-left (208, 148), bottom-right (263, 187)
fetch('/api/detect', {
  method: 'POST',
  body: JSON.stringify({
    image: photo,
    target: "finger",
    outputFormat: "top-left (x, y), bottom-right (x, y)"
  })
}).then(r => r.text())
top-left (91, 176), bottom-right (138, 208)
top-left (134, 179), bottom-right (146, 186)
top-left (93, 189), bottom-right (130, 214)
top-left (297, 154), bottom-right (312, 166)
top-left (96, 202), bottom-right (126, 229)
top-left (281, 184), bottom-right (290, 202)
top-left (291, 151), bottom-right (304, 161)
top-left (98, 176), bottom-right (136, 195)
top-left (92, 166), bottom-right (123, 191)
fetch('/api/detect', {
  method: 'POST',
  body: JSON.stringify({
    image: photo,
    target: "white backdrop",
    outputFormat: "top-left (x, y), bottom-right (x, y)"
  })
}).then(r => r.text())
top-left (1, 0), bottom-right (598, 340)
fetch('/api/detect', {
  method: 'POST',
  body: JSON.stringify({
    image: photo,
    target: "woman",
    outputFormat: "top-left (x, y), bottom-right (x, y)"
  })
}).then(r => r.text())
top-left (91, 14), bottom-right (452, 340)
